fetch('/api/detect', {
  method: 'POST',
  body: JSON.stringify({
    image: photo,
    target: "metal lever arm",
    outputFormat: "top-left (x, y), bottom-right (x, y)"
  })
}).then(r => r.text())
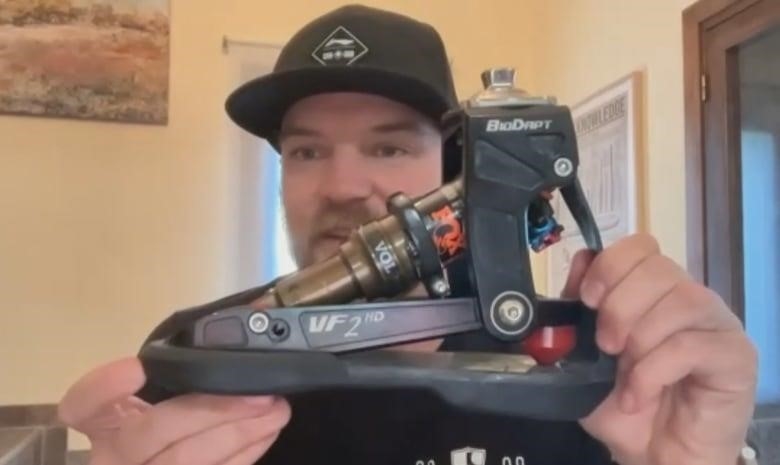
top-left (138, 297), bottom-right (613, 420)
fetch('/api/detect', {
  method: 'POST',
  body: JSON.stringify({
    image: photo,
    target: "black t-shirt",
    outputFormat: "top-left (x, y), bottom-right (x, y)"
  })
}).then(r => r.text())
top-left (259, 387), bottom-right (614, 465)
top-left (140, 275), bottom-right (616, 465)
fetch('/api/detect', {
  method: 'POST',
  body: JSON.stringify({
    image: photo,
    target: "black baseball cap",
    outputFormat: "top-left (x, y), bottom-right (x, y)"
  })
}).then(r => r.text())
top-left (225, 4), bottom-right (461, 178)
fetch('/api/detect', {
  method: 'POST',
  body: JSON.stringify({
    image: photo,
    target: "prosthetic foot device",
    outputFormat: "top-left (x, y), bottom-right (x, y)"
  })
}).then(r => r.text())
top-left (137, 68), bottom-right (616, 421)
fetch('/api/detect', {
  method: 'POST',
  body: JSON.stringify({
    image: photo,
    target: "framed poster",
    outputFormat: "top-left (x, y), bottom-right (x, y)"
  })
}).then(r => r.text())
top-left (547, 71), bottom-right (645, 296)
top-left (0, 0), bottom-right (170, 125)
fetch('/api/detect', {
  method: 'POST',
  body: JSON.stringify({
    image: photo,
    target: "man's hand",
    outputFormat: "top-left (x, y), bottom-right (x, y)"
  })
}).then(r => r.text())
top-left (561, 234), bottom-right (758, 465)
top-left (58, 357), bottom-right (291, 465)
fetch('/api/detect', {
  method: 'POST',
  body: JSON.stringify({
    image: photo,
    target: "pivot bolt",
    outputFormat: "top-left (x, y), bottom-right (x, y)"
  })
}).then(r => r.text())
top-left (430, 277), bottom-right (450, 297)
top-left (268, 319), bottom-right (290, 342)
top-left (554, 158), bottom-right (574, 177)
top-left (498, 298), bottom-right (526, 326)
top-left (248, 312), bottom-right (270, 334)
top-left (490, 291), bottom-right (534, 337)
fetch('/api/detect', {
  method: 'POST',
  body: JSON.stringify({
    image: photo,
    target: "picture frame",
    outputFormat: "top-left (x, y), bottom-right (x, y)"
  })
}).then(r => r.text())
top-left (546, 71), bottom-right (646, 297)
top-left (0, 0), bottom-right (170, 125)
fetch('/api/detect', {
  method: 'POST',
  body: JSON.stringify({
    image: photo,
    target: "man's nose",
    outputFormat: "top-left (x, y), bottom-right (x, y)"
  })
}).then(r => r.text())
top-left (316, 150), bottom-right (372, 203)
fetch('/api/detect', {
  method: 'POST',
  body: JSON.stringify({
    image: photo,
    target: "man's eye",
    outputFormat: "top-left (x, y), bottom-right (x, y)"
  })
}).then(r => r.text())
top-left (288, 147), bottom-right (321, 161)
top-left (372, 145), bottom-right (408, 158)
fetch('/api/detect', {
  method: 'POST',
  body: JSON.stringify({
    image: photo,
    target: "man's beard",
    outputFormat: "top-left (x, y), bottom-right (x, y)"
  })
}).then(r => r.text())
top-left (287, 200), bottom-right (380, 268)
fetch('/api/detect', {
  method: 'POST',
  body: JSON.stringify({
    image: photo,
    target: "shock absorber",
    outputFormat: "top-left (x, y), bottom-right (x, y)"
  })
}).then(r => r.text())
top-left (253, 179), bottom-right (465, 310)
top-left (253, 176), bottom-right (575, 366)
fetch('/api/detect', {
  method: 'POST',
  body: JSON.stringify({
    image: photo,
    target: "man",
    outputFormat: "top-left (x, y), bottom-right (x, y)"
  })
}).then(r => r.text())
top-left (58, 5), bottom-right (759, 465)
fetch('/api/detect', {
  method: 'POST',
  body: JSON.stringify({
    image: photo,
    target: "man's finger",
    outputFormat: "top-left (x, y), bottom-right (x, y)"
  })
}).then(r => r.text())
top-left (114, 394), bottom-right (279, 465)
top-left (623, 279), bottom-right (741, 363)
top-left (220, 435), bottom-right (283, 465)
top-left (560, 248), bottom-right (597, 299)
top-left (58, 357), bottom-right (147, 429)
top-left (621, 330), bottom-right (756, 414)
top-left (144, 397), bottom-right (291, 465)
top-left (595, 254), bottom-right (689, 354)
top-left (579, 233), bottom-right (660, 308)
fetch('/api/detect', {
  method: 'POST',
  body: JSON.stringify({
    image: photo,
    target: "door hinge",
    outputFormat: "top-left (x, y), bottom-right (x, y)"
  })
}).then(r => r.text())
top-left (701, 73), bottom-right (709, 102)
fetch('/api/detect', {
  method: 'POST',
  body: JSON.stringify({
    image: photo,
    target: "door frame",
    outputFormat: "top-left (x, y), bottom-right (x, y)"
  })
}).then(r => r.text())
top-left (683, 0), bottom-right (780, 320)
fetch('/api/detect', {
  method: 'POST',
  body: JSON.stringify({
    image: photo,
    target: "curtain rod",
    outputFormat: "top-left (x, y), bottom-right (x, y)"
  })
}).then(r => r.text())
top-left (222, 36), bottom-right (282, 54)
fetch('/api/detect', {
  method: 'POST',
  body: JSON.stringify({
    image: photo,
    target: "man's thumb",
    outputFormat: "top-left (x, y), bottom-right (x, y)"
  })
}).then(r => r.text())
top-left (58, 357), bottom-right (148, 431)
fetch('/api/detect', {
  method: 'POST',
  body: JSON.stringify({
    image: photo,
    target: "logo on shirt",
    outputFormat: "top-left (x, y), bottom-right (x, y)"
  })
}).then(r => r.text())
top-left (451, 447), bottom-right (487, 465)
top-left (312, 26), bottom-right (368, 65)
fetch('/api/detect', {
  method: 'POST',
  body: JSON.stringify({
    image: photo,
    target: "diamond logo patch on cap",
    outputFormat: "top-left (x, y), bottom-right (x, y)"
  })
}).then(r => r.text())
top-left (312, 26), bottom-right (368, 65)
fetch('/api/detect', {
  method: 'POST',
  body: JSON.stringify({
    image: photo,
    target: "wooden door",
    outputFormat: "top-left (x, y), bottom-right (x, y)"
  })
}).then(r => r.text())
top-left (684, 0), bottom-right (780, 403)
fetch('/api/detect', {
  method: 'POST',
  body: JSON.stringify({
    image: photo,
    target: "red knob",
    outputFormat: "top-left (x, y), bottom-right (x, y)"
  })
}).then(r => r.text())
top-left (521, 326), bottom-right (577, 365)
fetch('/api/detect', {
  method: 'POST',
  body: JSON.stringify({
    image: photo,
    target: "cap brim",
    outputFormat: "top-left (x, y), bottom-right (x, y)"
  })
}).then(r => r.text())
top-left (225, 66), bottom-right (453, 145)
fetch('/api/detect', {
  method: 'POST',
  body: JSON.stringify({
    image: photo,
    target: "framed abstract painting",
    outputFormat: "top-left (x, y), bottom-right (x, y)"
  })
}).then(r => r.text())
top-left (0, 0), bottom-right (170, 124)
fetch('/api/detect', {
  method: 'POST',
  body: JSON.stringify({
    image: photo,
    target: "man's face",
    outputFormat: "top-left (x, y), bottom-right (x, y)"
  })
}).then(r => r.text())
top-left (279, 92), bottom-right (443, 267)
